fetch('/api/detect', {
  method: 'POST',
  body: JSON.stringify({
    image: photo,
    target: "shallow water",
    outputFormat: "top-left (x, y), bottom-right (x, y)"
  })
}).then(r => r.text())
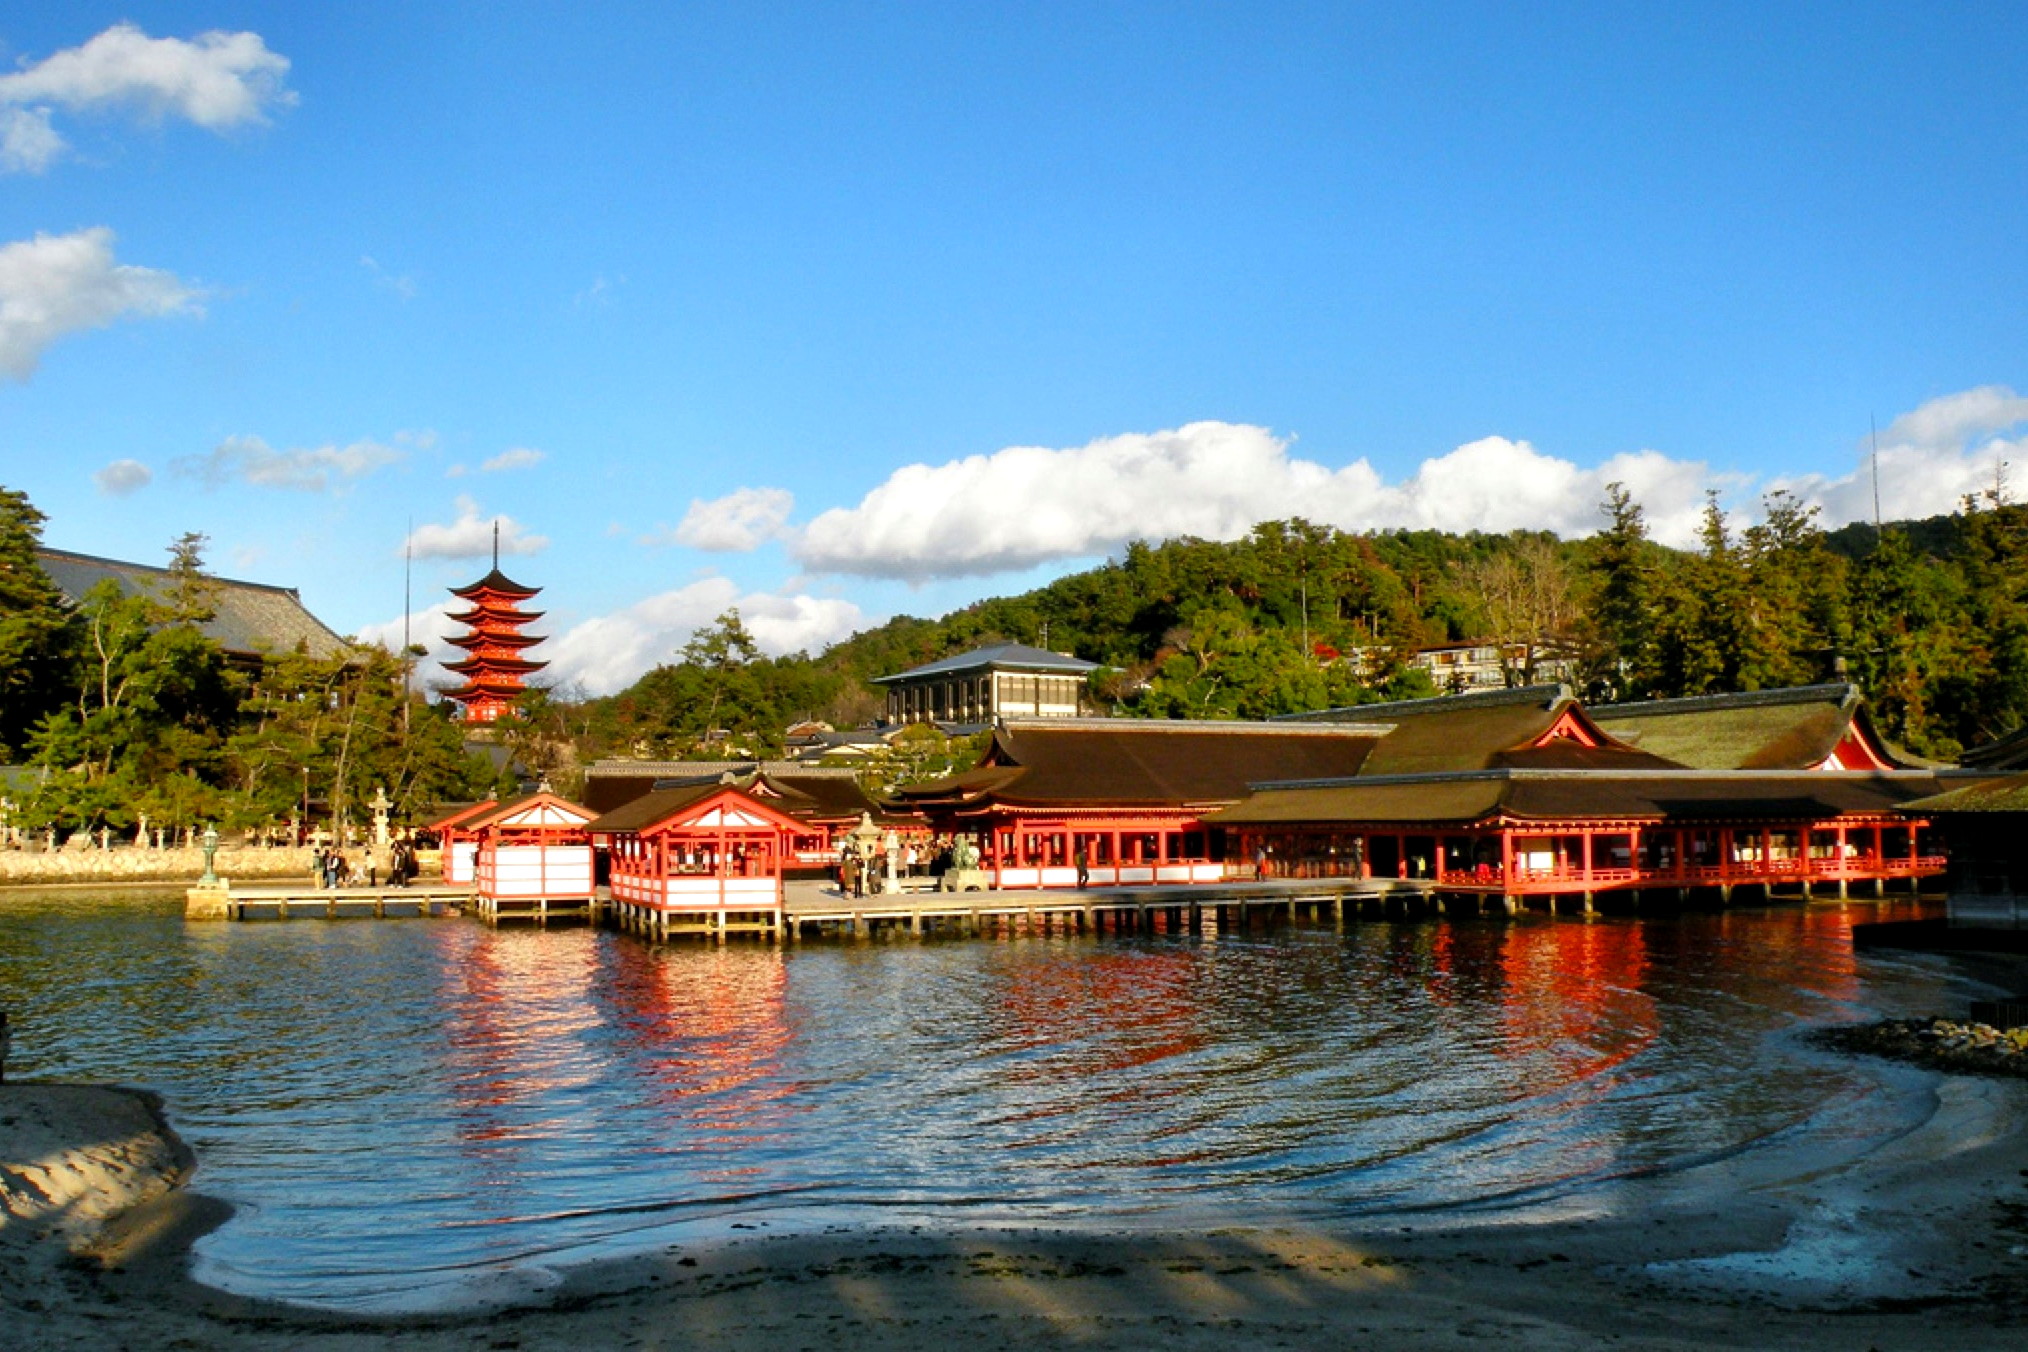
top-left (0, 890), bottom-right (1976, 1311)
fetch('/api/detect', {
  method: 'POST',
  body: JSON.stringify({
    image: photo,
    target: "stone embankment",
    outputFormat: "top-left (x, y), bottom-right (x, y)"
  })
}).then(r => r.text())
top-left (0, 847), bottom-right (317, 888)
top-left (1815, 1016), bottom-right (2028, 1079)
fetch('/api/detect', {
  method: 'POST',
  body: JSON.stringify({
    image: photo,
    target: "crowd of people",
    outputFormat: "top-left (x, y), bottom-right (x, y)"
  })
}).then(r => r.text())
top-left (312, 836), bottom-right (423, 890)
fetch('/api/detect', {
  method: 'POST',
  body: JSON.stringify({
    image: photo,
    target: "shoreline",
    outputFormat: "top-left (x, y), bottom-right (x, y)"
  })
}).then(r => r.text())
top-left (7, 1054), bottom-right (2028, 1349)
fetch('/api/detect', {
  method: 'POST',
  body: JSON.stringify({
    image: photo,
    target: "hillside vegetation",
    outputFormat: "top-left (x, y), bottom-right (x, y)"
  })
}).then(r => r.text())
top-left (580, 483), bottom-right (2028, 764)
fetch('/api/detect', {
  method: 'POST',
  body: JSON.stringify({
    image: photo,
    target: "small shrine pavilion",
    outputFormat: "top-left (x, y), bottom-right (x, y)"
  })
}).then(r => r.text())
top-left (427, 796), bottom-right (502, 884)
top-left (469, 790), bottom-right (600, 920)
top-left (441, 559), bottom-right (547, 724)
top-left (586, 780), bottom-right (823, 940)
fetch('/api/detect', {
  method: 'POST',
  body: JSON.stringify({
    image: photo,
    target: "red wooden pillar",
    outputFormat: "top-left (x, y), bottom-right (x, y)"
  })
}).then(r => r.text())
top-left (1581, 829), bottom-right (1594, 887)
top-left (1499, 829), bottom-right (1513, 886)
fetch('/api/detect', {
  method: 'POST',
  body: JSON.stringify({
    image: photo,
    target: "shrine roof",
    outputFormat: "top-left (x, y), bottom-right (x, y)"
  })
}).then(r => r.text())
top-left (579, 760), bottom-right (903, 825)
top-left (35, 546), bottom-right (349, 662)
top-left (1277, 684), bottom-right (1671, 776)
top-left (449, 790), bottom-right (595, 835)
top-left (584, 781), bottom-right (810, 837)
top-left (441, 654), bottom-right (549, 675)
top-left (1898, 773), bottom-right (2028, 813)
top-left (1590, 684), bottom-right (1905, 771)
top-left (449, 567), bottom-right (540, 600)
top-left (1960, 724), bottom-right (2028, 772)
top-left (872, 643), bottom-right (1100, 684)
top-left (1210, 768), bottom-right (1949, 828)
top-left (891, 717), bottom-right (1388, 810)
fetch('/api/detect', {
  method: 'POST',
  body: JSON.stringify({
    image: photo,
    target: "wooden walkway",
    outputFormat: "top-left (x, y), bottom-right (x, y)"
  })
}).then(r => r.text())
top-left (189, 883), bottom-right (471, 920)
top-left (778, 876), bottom-right (1445, 940)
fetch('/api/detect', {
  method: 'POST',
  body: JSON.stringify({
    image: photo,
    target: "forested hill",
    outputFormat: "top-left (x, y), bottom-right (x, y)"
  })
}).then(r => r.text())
top-left (582, 488), bottom-right (2028, 764)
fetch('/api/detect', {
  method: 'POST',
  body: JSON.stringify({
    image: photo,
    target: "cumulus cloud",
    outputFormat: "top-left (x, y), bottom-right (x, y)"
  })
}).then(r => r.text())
top-left (173, 433), bottom-right (402, 492)
top-left (541, 579), bottom-right (866, 696)
top-left (0, 227), bottom-right (199, 381)
top-left (1770, 385), bottom-right (2028, 525)
top-left (405, 495), bottom-right (549, 560)
top-left (0, 22), bottom-right (293, 172)
top-left (92, 457), bottom-right (151, 495)
top-left (655, 486), bottom-right (796, 552)
top-left (789, 421), bottom-right (1730, 580)
top-left (355, 580), bottom-right (867, 698)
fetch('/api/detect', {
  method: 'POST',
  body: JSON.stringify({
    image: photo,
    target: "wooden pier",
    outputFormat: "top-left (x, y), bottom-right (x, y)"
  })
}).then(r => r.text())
top-left (775, 876), bottom-right (1445, 941)
top-left (187, 883), bottom-right (472, 920)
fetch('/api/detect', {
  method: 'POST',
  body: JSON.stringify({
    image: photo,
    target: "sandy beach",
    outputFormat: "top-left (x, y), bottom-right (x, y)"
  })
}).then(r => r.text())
top-left (4, 1057), bottom-right (2028, 1351)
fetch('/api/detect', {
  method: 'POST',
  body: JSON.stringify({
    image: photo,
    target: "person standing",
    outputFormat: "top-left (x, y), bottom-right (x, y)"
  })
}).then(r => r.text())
top-left (1074, 840), bottom-right (1089, 888)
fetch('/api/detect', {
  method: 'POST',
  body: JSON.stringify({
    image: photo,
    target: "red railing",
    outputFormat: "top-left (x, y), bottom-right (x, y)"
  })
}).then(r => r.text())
top-left (1437, 855), bottom-right (1945, 893)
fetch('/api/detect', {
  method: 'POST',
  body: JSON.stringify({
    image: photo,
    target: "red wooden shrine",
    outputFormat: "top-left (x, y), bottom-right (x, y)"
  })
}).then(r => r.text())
top-left (442, 567), bottom-right (547, 723)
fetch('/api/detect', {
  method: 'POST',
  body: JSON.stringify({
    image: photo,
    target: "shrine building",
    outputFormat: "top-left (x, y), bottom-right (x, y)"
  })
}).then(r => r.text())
top-left (873, 643), bottom-right (1099, 725)
top-left (888, 717), bottom-right (1386, 888)
top-left (586, 779), bottom-right (823, 940)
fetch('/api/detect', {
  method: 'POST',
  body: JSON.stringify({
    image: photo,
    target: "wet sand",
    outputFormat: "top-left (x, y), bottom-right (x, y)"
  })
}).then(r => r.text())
top-left (5, 1065), bottom-right (2028, 1351)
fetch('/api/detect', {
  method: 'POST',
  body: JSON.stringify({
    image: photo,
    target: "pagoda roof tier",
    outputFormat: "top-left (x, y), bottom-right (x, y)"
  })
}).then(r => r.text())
top-left (446, 604), bottom-right (546, 627)
top-left (442, 654), bottom-right (549, 676)
top-left (445, 629), bottom-right (547, 651)
top-left (449, 567), bottom-right (541, 601)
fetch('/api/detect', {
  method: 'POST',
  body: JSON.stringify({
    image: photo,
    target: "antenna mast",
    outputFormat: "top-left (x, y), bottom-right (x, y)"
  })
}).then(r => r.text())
top-left (1869, 414), bottom-right (1883, 535)
top-left (402, 518), bottom-right (413, 733)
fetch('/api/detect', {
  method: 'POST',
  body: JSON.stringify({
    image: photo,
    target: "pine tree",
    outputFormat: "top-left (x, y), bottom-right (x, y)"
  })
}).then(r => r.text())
top-left (0, 487), bottom-right (78, 758)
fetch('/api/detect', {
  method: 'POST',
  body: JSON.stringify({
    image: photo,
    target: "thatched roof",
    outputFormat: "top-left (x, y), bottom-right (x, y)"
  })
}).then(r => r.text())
top-left (1211, 769), bottom-right (1948, 828)
top-left (1590, 684), bottom-right (1904, 771)
top-left (892, 718), bottom-right (1388, 812)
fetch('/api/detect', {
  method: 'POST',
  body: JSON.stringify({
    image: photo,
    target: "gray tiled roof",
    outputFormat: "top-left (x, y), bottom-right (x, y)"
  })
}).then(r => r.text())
top-left (35, 547), bottom-right (349, 662)
top-left (872, 643), bottom-right (1100, 684)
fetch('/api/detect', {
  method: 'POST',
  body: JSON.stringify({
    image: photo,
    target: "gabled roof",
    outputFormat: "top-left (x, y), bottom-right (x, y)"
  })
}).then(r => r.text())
top-left (426, 797), bottom-right (500, 832)
top-left (1276, 684), bottom-right (1677, 777)
top-left (458, 791), bottom-right (595, 834)
top-left (584, 782), bottom-right (813, 838)
top-left (1211, 768), bottom-right (1948, 828)
top-left (872, 643), bottom-right (1100, 684)
top-left (1590, 684), bottom-right (1903, 771)
top-left (35, 546), bottom-right (349, 662)
top-left (580, 760), bottom-right (902, 825)
top-left (891, 717), bottom-right (1389, 811)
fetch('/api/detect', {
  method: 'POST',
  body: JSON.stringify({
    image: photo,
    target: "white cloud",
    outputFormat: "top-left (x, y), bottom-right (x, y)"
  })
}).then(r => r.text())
top-left (541, 579), bottom-right (866, 696)
top-left (92, 457), bottom-right (151, 495)
top-left (0, 227), bottom-right (199, 381)
top-left (356, 580), bottom-right (867, 698)
top-left (0, 106), bottom-right (61, 173)
top-left (1769, 385), bottom-right (2028, 525)
top-left (405, 495), bottom-right (549, 560)
top-left (790, 421), bottom-right (1730, 580)
top-left (173, 433), bottom-right (402, 492)
top-left (0, 22), bottom-right (293, 171)
top-left (481, 446), bottom-right (545, 473)
top-left (656, 486), bottom-right (796, 552)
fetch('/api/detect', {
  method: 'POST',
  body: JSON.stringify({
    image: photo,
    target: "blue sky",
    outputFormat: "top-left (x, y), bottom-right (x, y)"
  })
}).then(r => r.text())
top-left (3, 4), bottom-right (2025, 694)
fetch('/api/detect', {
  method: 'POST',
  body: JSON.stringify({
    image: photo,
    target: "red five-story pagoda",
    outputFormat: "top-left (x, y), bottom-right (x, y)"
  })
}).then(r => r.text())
top-left (441, 539), bottom-right (547, 724)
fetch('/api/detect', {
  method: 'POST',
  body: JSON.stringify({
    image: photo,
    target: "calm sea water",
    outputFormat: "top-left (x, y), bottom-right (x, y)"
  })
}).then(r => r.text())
top-left (0, 890), bottom-right (1973, 1311)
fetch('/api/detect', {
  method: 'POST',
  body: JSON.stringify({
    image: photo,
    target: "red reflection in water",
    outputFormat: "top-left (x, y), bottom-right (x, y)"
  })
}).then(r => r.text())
top-left (440, 929), bottom-right (605, 1146)
top-left (1497, 920), bottom-right (1655, 1085)
top-left (594, 943), bottom-right (800, 1174)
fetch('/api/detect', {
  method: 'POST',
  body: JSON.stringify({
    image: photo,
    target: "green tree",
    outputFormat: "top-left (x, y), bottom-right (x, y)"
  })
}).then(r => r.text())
top-left (0, 486), bottom-right (76, 758)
